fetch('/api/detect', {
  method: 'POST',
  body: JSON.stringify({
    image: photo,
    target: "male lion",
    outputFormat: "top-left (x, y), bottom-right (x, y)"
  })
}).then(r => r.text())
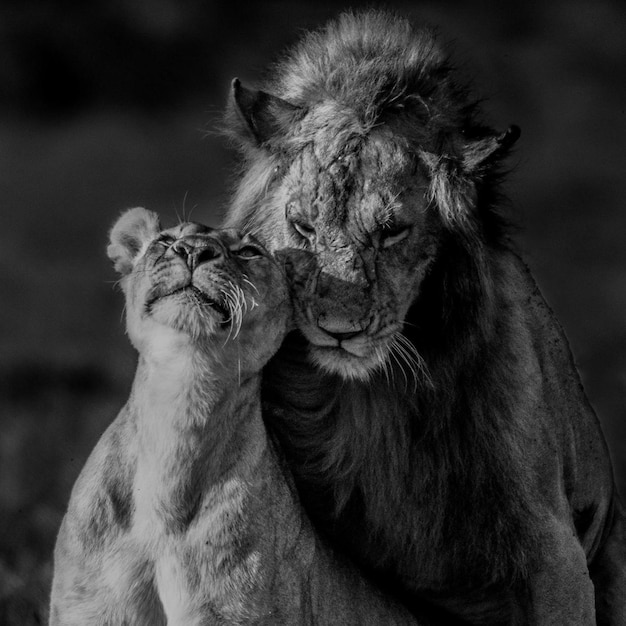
top-left (223, 10), bottom-right (626, 625)
top-left (49, 208), bottom-right (417, 624)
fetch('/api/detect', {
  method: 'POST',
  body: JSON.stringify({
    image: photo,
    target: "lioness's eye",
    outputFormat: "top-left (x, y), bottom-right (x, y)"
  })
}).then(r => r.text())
top-left (381, 226), bottom-right (411, 248)
top-left (156, 234), bottom-right (175, 247)
top-left (234, 245), bottom-right (264, 260)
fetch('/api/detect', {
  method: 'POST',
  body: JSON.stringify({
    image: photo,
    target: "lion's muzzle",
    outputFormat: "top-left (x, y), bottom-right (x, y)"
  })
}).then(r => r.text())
top-left (312, 247), bottom-right (373, 340)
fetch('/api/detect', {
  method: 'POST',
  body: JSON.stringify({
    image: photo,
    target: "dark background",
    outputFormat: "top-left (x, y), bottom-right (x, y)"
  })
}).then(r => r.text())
top-left (1, 0), bottom-right (625, 621)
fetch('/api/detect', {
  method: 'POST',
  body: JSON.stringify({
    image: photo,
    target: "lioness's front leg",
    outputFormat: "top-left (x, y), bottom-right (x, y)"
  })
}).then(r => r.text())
top-left (50, 535), bottom-right (164, 626)
top-left (50, 424), bottom-right (166, 625)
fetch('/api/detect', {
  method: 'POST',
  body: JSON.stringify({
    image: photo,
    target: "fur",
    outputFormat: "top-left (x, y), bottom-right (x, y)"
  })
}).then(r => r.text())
top-left (49, 208), bottom-right (418, 625)
top-left (224, 10), bottom-right (626, 624)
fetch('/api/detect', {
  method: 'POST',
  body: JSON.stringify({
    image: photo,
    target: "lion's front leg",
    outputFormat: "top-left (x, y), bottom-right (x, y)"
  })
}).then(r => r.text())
top-left (522, 517), bottom-right (595, 625)
top-left (590, 498), bottom-right (626, 625)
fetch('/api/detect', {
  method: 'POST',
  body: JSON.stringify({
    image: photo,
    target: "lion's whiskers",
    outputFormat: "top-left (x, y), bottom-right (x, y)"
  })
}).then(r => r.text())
top-left (397, 332), bottom-right (433, 389)
top-left (394, 339), bottom-right (419, 394)
top-left (388, 343), bottom-right (410, 391)
top-left (375, 345), bottom-right (393, 387)
top-left (387, 332), bottom-right (432, 392)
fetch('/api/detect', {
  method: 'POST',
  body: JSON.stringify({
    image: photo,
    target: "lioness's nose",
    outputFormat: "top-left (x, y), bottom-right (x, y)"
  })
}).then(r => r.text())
top-left (172, 238), bottom-right (223, 270)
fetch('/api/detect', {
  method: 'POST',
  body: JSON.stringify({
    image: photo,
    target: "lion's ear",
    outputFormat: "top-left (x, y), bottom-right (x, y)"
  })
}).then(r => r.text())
top-left (421, 125), bottom-right (521, 231)
top-left (107, 207), bottom-right (161, 275)
top-left (226, 78), bottom-right (304, 147)
top-left (461, 125), bottom-right (520, 173)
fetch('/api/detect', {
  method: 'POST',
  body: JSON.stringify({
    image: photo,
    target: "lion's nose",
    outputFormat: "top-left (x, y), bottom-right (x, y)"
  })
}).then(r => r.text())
top-left (172, 239), bottom-right (223, 269)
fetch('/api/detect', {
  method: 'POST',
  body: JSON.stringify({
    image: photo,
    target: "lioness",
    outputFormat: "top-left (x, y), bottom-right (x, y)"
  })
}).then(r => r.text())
top-left (224, 9), bottom-right (626, 625)
top-left (49, 207), bottom-right (417, 624)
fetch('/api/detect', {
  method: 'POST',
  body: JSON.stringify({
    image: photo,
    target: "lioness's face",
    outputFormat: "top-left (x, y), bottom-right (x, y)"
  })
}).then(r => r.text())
top-left (108, 208), bottom-right (290, 372)
top-left (256, 129), bottom-right (441, 380)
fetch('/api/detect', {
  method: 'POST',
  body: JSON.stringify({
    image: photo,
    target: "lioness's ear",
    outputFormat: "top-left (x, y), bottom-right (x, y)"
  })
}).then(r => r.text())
top-left (107, 207), bottom-right (161, 275)
top-left (227, 78), bottom-right (304, 146)
top-left (462, 125), bottom-right (521, 173)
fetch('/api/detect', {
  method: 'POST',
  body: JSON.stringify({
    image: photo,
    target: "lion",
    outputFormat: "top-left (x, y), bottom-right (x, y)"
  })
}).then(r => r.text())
top-left (49, 207), bottom-right (419, 625)
top-left (223, 9), bottom-right (626, 624)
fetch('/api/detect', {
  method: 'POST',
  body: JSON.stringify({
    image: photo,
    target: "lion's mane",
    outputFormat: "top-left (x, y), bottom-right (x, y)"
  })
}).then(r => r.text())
top-left (225, 10), bottom-right (515, 243)
top-left (227, 6), bottom-right (529, 580)
top-left (223, 10), bottom-right (622, 622)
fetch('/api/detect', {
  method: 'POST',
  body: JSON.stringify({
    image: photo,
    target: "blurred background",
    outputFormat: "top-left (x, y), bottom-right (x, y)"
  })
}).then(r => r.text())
top-left (1, 0), bottom-right (625, 621)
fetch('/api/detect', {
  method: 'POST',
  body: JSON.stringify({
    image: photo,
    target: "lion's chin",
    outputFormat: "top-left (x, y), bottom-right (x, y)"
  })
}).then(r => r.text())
top-left (308, 344), bottom-right (383, 382)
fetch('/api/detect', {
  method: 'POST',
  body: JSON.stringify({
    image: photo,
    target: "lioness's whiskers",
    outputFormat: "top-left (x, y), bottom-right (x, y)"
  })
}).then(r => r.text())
top-left (242, 274), bottom-right (260, 295)
top-left (233, 283), bottom-right (247, 339)
top-left (224, 294), bottom-right (238, 342)
top-left (106, 277), bottom-right (125, 291)
top-left (237, 340), bottom-right (242, 386)
top-left (237, 284), bottom-right (248, 313)
top-left (220, 281), bottom-right (249, 341)
top-left (220, 288), bottom-right (237, 343)
top-left (180, 190), bottom-right (198, 223)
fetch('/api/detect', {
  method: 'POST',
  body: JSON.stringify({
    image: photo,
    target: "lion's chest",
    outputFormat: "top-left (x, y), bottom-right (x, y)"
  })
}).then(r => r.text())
top-left (264, 353), bottom-right (536, 605)
top-left (277, 400), bottom-right (533, 590)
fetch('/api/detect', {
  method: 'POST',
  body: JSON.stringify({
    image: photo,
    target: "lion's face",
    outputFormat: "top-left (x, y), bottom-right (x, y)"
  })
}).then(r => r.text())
top-left (108, 208), bottom-right (290, 373)
top-left (255, 129), bottom-right (442, 380)
top-left (226, 21), bottom-right (519, 381)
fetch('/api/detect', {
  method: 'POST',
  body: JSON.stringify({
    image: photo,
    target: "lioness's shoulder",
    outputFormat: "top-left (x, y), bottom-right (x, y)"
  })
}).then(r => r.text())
top-left (61, 409), bottom-right (135, 549)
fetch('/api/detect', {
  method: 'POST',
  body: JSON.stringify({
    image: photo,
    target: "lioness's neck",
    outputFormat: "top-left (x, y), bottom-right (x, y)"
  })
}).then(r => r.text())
top-left (128, 333), bottom-right (265, 532)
